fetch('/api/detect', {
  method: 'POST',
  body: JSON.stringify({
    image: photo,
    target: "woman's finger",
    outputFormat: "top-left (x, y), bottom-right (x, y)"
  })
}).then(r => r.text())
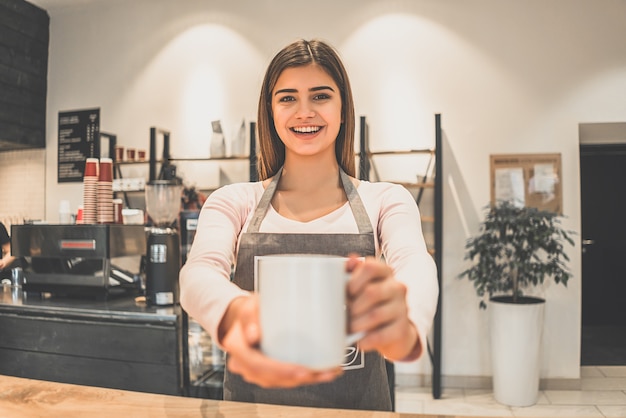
top-left (228, 347), bottom-right (343, 388)
top-left (350, 285), bottom-right (406, 333)
top-left (346, 257), bottom-right (391, 297)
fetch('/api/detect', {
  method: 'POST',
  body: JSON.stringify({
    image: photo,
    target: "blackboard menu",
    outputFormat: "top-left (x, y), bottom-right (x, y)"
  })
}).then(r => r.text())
top-left (58, 108), bottom-right (100, 183)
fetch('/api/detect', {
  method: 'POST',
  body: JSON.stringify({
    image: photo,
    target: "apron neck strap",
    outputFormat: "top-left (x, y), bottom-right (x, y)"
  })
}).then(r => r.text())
top-left (340, 169), bottom-right (373, 234)
top-left (247, 167), bottom-right (282, 232)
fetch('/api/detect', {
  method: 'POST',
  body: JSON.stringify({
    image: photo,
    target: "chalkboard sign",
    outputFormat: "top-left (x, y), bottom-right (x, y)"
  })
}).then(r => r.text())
top-left (58, 108), bottom-right (100, 183)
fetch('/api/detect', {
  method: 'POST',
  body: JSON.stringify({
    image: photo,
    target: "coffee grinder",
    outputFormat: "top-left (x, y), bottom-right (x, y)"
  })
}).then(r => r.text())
top-left (145, 179), bottom-right (183, 306)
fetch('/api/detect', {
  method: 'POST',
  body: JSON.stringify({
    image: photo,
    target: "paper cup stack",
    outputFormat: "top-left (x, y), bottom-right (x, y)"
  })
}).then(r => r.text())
top-left (82, 158), bottom-right (99, 224)
top-left (97, 158), bottom-right (114, 224)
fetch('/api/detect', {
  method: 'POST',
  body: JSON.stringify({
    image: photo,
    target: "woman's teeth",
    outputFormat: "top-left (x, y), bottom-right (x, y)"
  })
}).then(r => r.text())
top-left (292, 126), bottom-right (321, 133)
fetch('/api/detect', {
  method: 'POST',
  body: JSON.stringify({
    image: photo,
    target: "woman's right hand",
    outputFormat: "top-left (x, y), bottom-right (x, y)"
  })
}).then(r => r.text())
top-left (218, 295), bottom-right (343, 388)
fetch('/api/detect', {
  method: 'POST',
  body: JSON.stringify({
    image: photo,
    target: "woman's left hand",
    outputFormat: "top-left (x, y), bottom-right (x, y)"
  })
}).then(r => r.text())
top-left (346, 255), bottom-right (420, 361)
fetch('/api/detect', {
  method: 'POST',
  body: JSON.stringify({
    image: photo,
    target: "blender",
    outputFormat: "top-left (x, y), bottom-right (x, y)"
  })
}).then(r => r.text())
top-left (144, 179), bottom-right (183, 306)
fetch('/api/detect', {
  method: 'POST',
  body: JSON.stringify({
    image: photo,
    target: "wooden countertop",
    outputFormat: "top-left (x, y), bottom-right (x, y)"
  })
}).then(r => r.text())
top-left (0, 374), bottom-right (492, 418)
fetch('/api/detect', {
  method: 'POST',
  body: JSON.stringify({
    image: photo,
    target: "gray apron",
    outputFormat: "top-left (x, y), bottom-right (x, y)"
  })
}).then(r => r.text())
top-left (223, 167), bottom-right (391, 411)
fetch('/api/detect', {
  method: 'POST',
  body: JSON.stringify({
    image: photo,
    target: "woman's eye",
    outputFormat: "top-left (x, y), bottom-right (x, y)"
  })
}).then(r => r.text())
top-left (278, 96), bottom-right (295, 103)
top-left (313, 93), bottom-right (331, 101)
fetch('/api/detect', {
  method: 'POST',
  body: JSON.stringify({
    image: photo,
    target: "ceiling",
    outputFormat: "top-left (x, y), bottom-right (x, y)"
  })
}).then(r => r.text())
top-left (28, 0), bottom-right (101, 11)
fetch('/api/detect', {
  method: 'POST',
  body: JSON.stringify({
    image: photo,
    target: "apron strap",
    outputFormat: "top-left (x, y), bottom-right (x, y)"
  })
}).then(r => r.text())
top-left (246, 167), bottom-right (373, 234)
top-left (247, 167), bottom-right (283, 233)
top-left (340, 169), bottom-right (373, 234)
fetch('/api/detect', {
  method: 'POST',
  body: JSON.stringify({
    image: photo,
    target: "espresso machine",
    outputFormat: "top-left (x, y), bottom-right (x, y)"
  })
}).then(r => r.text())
top-left (10, 224), bottom-right (146, 299)
top-left (145, 179), bottom-right (183, 306)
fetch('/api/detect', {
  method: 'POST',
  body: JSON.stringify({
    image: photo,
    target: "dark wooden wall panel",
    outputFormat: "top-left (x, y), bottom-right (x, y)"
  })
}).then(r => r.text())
top-left (0, 309), bottom-right (183, 395)
top-left (0, 314), bottom-right (178, 365)
top-left (0, 0), bottom-right (49, 151)
top-left (0, 348), bottom-right (181, 395)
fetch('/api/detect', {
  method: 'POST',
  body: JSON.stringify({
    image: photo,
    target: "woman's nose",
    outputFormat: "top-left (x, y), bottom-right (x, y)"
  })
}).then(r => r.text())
top-left (295, 102), bottom-right (315, 118)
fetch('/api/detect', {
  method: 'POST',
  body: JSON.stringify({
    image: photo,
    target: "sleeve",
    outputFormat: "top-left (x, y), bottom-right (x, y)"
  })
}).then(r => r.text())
top-left (376, 185), bottom-right (439, 361)
top-left (178, 185), bottom-right (252, 345)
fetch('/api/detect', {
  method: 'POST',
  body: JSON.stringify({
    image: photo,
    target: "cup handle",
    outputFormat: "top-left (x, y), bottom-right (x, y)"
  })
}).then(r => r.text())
top-left (346, 330), bottom-right (365, 346)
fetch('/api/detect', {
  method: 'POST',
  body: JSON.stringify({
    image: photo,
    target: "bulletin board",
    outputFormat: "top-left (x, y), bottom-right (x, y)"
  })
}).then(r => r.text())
top-left (490, 153), bottom-right (562, 214)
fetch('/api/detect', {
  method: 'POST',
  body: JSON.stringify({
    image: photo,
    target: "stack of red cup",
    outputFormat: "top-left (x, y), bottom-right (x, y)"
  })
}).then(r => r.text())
top-left (83, 158), bottom-right (99, 224)
top-left (97, 158), bottom-right (114, 224)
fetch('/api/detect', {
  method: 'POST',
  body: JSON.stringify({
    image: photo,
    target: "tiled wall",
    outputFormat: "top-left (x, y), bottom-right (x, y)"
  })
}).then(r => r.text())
top-left (0, 149), bottom-right (46, 230)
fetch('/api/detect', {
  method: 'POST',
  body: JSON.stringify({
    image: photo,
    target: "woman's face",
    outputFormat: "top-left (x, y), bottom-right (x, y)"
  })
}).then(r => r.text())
top-left (271, 64), bottom-right (342, 161)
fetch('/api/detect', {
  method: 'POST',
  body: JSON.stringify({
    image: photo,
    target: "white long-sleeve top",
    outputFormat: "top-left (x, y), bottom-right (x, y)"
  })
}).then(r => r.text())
top-left (179, 179), bottom-right (439, 361)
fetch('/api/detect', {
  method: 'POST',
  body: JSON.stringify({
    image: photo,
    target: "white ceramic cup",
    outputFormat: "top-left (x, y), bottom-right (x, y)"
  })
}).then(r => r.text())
top-left (255, 254), bottom-right (363, 370)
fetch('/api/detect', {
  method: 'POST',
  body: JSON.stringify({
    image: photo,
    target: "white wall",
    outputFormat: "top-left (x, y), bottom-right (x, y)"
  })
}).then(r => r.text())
top-left (5, 0), bottom-right (626, 382)
top-left (0, 149), bottom-right (46, 227)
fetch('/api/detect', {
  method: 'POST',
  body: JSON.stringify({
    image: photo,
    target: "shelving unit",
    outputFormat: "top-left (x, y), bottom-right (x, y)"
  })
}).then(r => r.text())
top-left (357, 116), bottom-right (438, 253)
top-left (147, 124), bottom-right (257, 183)
top-left (358, 114), bottom-right (443, 400)
top-left (112, 123), bottom-right (258, 207)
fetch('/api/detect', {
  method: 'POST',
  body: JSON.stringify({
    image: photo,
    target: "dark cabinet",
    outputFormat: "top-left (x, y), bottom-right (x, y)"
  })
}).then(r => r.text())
top-left (0, 293), bottom-right (185, 395)
top-left (0, 0), bottom-right (49, 151)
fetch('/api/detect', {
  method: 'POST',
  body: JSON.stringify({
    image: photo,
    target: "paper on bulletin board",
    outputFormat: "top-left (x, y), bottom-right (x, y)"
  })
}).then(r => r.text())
top-left (490, 153), bottom-right (562, 214)
top-left (494, 167), bottom-right (525, 207)
top-left (530, 163), bottom-right (558, 197)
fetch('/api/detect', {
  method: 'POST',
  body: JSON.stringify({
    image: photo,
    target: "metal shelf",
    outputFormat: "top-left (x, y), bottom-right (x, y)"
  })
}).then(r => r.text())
top-left (166, 156), bottom-right (249, 162)
top-left (365, 149), bottom-right (434, 156)
top-left (358, 114), bottom-right (443, 400)
top-left (113, 124), bottom-right (259, 208)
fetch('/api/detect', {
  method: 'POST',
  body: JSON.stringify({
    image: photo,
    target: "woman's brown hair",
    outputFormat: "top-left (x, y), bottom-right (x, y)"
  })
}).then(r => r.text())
top-left (256, 39), bottom-right (356, 180)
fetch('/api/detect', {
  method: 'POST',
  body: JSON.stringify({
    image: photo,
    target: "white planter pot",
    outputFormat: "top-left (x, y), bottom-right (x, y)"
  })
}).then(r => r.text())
top-left (489, 296), bottom-right (545, 407)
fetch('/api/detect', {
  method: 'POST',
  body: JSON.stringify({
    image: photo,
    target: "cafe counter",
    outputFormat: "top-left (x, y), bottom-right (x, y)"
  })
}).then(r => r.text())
top-left (0, 374), bottom-right (494, 418)
top-left (0, 285), bottom-right (186, 396)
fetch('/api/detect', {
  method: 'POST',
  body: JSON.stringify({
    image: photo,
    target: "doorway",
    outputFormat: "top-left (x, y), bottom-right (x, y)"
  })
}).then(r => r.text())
top-left (579, 140), bottom-right (626, 365)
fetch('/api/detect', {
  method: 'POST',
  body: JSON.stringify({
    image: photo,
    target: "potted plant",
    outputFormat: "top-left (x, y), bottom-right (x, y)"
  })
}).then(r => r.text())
top-left (459, 200), bottom-right (574, 407)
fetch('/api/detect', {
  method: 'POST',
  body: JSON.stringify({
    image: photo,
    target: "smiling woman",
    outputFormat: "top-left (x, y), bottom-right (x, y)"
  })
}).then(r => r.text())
top-left (256, 40), bottom-right (356, 181)
top-left (179, 39), bottom-right (438, 412)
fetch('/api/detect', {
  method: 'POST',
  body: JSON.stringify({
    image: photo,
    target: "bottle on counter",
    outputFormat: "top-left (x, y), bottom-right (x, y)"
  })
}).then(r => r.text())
top-left (10, 267), bottom-right (24, 304)
top-left (59, 200), bottom-right (72, 224)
